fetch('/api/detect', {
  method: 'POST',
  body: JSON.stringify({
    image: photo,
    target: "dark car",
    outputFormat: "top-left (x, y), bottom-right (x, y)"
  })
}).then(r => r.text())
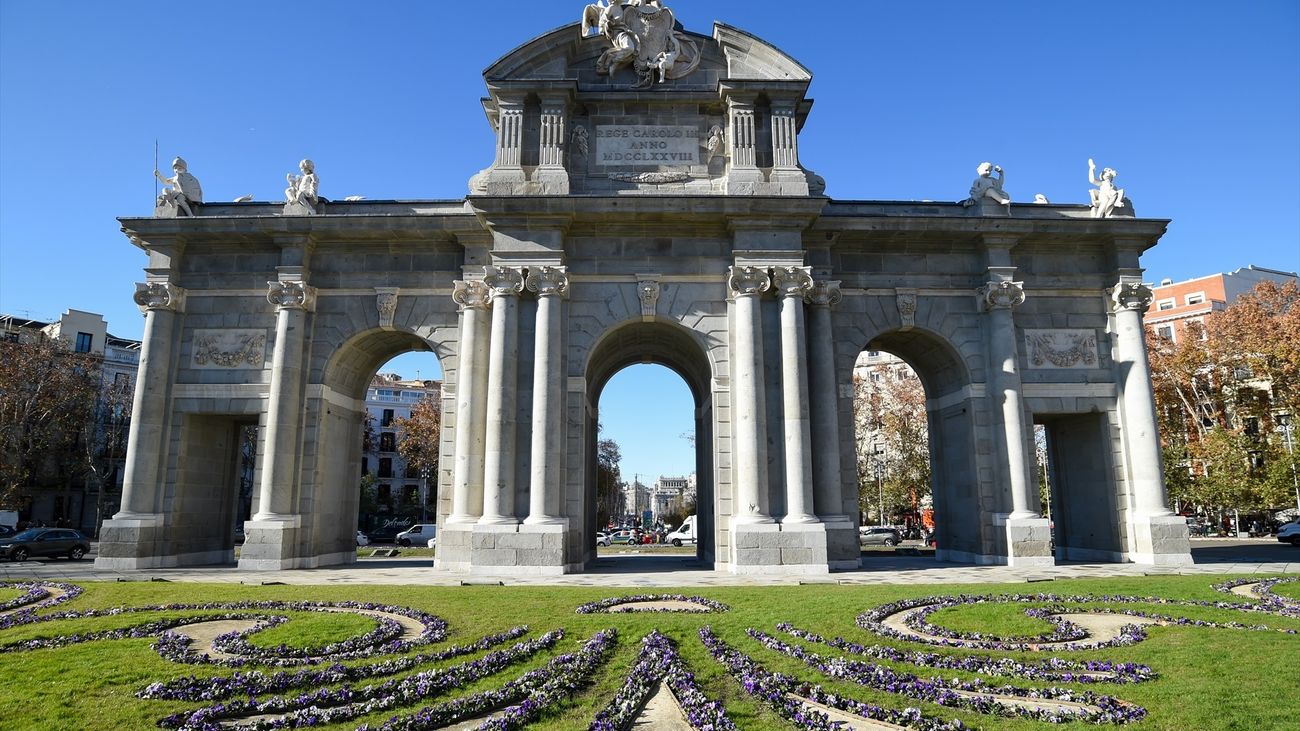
top-left (859, 526), bottom-right (902, 546)
top-left (0, 528), bottom-right (91, 561)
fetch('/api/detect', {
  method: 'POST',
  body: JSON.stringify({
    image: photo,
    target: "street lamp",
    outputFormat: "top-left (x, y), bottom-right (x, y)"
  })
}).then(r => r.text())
top-left (1280, 414), bottom-right (1300, 513)
top-left (874, 459), bottom-right (885, 527)
top-left (419, 465), bottom-right (430, 523)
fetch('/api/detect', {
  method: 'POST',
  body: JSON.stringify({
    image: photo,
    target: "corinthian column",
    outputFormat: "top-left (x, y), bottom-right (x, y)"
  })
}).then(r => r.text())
top-left (116, 282), bottom-right (184, 518)
top-left (525, 266), bottom-right (569, 524)
top-left (1112, 281), bottom-right (1174, 517)
top-left (729, 265), bottom-right (774, 524)
top-left (479, 265), bottom-right (525, 525)
top-left (978, 276), bottom-right (1036, 519)
top-left (448, 280), bottom-right (492, 524)
top-left (805, 280), bottom-right (844, 518)
top-left (254, 279), bottom-right (316, 522)
top-left (772, 266), bottom-right (817, 524)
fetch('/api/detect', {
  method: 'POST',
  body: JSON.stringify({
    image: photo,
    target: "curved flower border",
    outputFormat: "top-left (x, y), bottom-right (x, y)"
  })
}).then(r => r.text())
top-left (749, 627), bottom-right (1146, 724)
top-left (699, 626), bottom-right (967, 731)
top-left (159, 629), bottom-right (569, 730)
top-left (576, 594), bottom-right (729, 614)
top-left (1, 599), bottom-right (447, 667)
top-left (359, 629), bottom-right (617, 731)
top-left (859, 590), bottom-right (1297, 652)
top-left (589, 630), bottom-right (735, 731)
top-left (777, 623), bottom-right (1154, 684)
top-left (140, 625), bottom-right (531, 701)
top-left (0, 581), bottom-right (84, 618)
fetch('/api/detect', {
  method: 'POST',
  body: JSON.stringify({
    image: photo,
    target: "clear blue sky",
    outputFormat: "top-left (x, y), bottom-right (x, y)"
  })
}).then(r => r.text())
top-left (3, 1), bottom-right (1297, 482)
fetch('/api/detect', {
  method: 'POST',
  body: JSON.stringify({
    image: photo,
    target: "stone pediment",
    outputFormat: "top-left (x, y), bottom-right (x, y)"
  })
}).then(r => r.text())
top-left (471, 9), bottom-right (819, 198)
top-left (483, 22), bottom-right (811, 87)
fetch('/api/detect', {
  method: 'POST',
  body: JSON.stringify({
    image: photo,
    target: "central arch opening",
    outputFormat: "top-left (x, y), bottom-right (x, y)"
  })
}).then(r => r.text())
top-left (583, 321), bottom-right (715, 570)
top-left (854, 329), bottom-right (980, 563)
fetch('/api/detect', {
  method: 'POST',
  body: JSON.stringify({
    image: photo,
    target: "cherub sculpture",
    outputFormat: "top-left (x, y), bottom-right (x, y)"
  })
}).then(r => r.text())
top-left (1087, 158), bottom-right (1125, 218)
top-left (285, 159), bottom-right (319, 213)
top-left (963, 162), bottom-right (1011, 213)
top-left (154, 156), bottom-right (203, 217)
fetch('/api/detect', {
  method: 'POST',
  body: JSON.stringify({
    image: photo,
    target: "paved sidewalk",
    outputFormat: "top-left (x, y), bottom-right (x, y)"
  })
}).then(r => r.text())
top-left (2, 550), bottom-right (1295, 588)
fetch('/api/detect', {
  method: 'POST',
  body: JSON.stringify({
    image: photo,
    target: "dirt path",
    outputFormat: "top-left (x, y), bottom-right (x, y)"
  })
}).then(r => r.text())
top-left (879, 604), bottom-right (1158, 651)
top-left (609, 600), bottom-right (711, 613)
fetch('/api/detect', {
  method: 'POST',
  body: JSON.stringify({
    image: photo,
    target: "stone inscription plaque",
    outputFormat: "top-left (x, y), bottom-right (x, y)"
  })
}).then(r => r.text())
top-left (596, 125), bottom-right (699, 167)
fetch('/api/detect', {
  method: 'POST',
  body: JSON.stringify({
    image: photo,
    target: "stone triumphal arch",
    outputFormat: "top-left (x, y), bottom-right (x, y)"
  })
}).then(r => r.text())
top-left (97, 6), bottom-right (1191, 574)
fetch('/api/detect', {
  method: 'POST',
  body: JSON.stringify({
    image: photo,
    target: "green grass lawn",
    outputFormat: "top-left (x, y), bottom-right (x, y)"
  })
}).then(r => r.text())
top-left (0, 575), bottom-right (1296, 730)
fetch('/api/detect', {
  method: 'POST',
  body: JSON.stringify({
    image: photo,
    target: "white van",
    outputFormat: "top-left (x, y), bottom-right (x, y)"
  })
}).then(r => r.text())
top-left (665, 515), bottom-right (697, 546)
top-left (395, 523), bottom-right (436, 546)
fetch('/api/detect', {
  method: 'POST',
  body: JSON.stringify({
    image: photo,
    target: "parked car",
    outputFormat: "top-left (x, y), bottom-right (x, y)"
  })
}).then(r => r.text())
top-left (0, 528), bottom-right (91, 561)
top-left (594, 531), bottom-right (611, 547)
top-left (356, 530), bottom-right (371, 547)
top-left (395, 524), bottom-right (437, 547)
top-left (0, 525), bottom-right (16, 539)
top-left (859, 526), bottom-right (901, 546)
top-left (609, 530), bottom-right (637, 545)
top-left (1277, 521), bottom-right (1300, 546)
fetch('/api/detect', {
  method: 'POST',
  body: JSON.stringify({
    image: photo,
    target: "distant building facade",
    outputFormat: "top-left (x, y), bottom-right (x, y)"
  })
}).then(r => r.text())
top-left (360, 373), bottom-right (442, 535)
top-left (1145, 265), bottom-right (1297, 343)
top-left (0, 310), bottom-right (141, 531)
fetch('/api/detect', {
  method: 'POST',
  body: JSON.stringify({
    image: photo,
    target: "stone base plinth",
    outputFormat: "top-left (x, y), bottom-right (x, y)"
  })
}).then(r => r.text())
top-left (238, 517), bottom-right (310, 571)
top-left (1005, 516), bottom-right (1056, 567)
top-left (94, 514), bottom-right (169, 570)
top-left (460, 522), bottom-right (568, 576)
top-left (731, 521), bottom-right (831, 575)
top-left (532, 168), bottom-right (570, 195)
top-left (1127, 514), bottom-right (1193, 565)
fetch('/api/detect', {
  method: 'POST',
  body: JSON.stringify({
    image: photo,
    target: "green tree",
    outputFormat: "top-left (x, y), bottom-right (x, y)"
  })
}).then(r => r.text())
top-left (596, 433), bottom-right (623, 528)
top-left (394, 392), bottom-right (442, 521)
top-left (0, 335), bottom-right (100, 510)
top-left (81, 376), bottom-right (133, 537)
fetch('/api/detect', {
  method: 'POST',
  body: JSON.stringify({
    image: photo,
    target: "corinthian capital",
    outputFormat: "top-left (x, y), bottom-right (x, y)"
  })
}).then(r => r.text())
top-left (804, 280), bottom-right (843, 307)
top-left (526, 266), bottom-right (569, 298)
top-left (133, 282), bottom-right (185, 313)
top-left (727, 266), bottom-right (771, 297)
top-left (483, 265), bottom-right (525, 299)
top-left (771, 266), bottom-right (814, 298)
top-left (452, 280), bottom-right (492, 312)
top-left (978, 281), bottom-right (1026, 310)
top-left (1111, 281), bottom-right (1154, 312)
top-left (267, 280), bottom-right (316, 311)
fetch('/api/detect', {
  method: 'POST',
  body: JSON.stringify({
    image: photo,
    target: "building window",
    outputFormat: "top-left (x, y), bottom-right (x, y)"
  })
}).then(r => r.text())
top-left (113, 372), bottom-right (129, 386)
top-left (1156, 299), bottom-right (1175, 311)
top-left (405, 463), bottom-right (420, 479)
top-left (1185, 292), bottom-right (1205, 306)
top-left (379, 432), bottom-right (396, 452)
top-left (74, 332), bottom-right (93, 353)
top-left (379, 458), bottom-right (393, 478)
top-left (1, 332), bottom-right (17, 343)
top-left (361, 457), bottom-right (369, 474)
top-left (402, 485), bottom-right (419, 504)
top-left (381, 408), bottom-right (395, 427)
top-left (378, 484), bottom-right (391, 502)
top-left (1155, 325), bottom-right (1175, 341)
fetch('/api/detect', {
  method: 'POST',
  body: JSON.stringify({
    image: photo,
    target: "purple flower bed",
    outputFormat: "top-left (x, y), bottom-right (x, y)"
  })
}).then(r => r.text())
top-left (139, 626), bottom-right (532, 701)
top-left (1213, 577), bottom-right (1300, 617)
top-left (748, 628), bottom-right (1146, 724)
top-left (699, 626), bottom-right (968, 730)
top-left (858, 590), bottom-right (1297, 652)
top-left (576, 594), bottom-right (729, 614)
top-left (1, 599), bottom-right (448, 666)
top-left (0, 581), bottom-right (83, 617)
top-left (589, 630), bottom-right (735, 731)
top-left (158, 629), bottom-right (568, 730)
top-left (358, 629), bottom-right (618, 731)
top-left (777, 623), bottom-right (1154, 684)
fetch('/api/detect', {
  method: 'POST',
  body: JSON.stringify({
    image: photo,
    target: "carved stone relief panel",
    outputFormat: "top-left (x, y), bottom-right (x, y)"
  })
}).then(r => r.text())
top-left (1023, 329), bottom-right (1099, 369)
top-left (191, 329), bottom-right (268, 369)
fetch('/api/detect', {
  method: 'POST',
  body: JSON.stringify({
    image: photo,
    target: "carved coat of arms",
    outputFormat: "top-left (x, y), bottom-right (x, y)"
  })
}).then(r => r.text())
top-left (580, 1), bottom-right (700, 88)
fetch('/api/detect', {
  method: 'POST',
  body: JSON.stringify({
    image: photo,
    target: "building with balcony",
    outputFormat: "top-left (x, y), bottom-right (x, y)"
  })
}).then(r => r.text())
top-left (1145, 265), bottom-right (1297, 343)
